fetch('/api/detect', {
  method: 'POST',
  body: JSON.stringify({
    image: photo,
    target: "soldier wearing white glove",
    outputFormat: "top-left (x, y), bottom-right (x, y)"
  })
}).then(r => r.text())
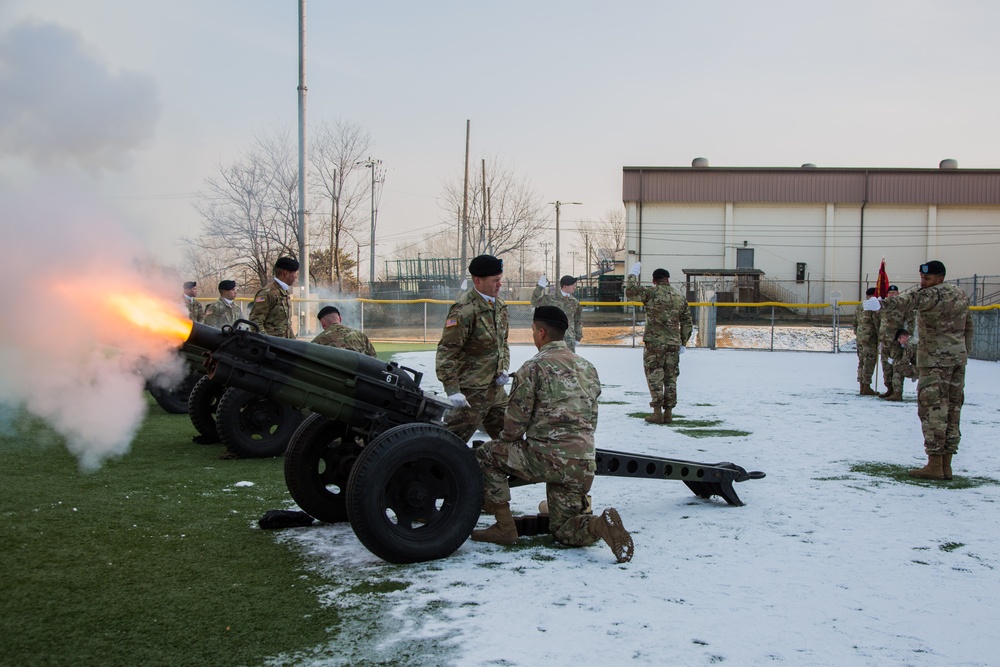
top-left (537, 275), bottom-right (548, 288)
top-left (628, 261), bottom-right (641, 277)
top-left (448, 393), bottom-right (471, 408)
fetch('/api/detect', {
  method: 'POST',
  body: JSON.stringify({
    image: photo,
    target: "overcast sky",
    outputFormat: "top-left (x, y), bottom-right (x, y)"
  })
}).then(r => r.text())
top-left (3, 1), bottom-right (999, 270)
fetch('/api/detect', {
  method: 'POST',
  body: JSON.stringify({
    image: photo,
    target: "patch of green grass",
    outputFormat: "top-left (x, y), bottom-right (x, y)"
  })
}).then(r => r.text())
top-left (939, 542), bottom-right (965, 552)
top-left (373, 341), bottom-right (437, 359)
top-left (599, 400), bottom-right (628, 405)
top-left (348, 579), bottom-right (411, 595)
top-left (693, 403), bottom-right (715, 407)
top-left (676, 429), bottom-right (752, 439)
top-left (628, 411), bottom-right (685, 420)
top-left (0, 399), bottom-right (342, 667)
top-left (670, 419), bottom-right (722, 428)
top-left (813, 475), bottom-right (853, 481)
top-left (850, 462), bottom-right (1000, 489)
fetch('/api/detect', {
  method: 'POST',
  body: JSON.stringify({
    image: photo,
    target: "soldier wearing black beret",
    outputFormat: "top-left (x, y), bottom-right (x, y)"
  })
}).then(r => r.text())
top-left (182, 281), bottom-right (205, 323)
top-left (204, 280), bottom-right (242, 328)
top-left (435, 254), bottom-right (510, 442)
top-left (249, 256), bottom-right (299, 338)
top-left (530, 273), bottom-right (584, 351)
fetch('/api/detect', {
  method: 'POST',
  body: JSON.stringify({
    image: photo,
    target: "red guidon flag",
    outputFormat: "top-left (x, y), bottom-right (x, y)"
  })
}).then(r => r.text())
top-left (875, 258), bottom-right (890, 298)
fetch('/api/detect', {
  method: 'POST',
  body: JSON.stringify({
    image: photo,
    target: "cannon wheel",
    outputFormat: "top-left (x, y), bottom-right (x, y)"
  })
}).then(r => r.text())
top-left (284, 414), bottom-right (363, 523)
top-left (188, 376), bottom-right (225, 443)
top-left (346, 423), bottom-right (483, 564)
top-left (215, 387), bottom-right (304, 458)
top-left (148, 372), bottom-right (199, 414)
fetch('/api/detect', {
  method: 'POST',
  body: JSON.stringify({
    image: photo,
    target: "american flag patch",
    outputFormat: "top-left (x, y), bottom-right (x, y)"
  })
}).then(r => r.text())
top-left (255, 296), bottom-right (266, 302)
top-left (445, 318), bottom-right (458, 327)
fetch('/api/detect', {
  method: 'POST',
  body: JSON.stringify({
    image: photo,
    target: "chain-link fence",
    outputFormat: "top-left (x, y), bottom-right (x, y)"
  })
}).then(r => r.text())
top-left (233, 297), bottom-right (998, 361)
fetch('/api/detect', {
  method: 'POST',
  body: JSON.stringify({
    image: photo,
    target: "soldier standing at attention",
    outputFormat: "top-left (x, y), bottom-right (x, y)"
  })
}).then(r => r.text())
top-left (249, 256), bottom-right (299, 338)
top-left (893, 329), bottom-right (919, 387)
top-left (624, 262), bottom-right (692, 424)
top-left (878, 285), bottom-right (912, 401)
top-left (436, 254), bottom-right (510, 442)
top-left (855, 287), bottom-right (881, 395)
top-left (878, 260), bottom-right (973, 481)
top-left (203, 280), bottom-right (241, 328)
top-left (311, 306), bottom-right (377, 357)
top-left (472, 306), bottom-right (634, 563)
top-left (530, 274), bottom-right (584, 351)
top-left (183, 281), bottom-right (205, 323)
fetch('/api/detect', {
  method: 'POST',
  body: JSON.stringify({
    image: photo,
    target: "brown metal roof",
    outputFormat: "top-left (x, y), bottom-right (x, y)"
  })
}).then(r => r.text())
top-left (622, 167), bottom-right (1000, 205)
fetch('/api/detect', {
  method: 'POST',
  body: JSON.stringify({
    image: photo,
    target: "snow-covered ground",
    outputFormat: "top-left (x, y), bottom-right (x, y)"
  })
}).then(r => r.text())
top-left (272, 347), bottom-right (1000, 667)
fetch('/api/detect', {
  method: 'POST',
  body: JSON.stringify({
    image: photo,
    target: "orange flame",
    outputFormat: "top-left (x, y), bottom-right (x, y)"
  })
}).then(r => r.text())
top-left (105, 291), bottom-right (193, 342)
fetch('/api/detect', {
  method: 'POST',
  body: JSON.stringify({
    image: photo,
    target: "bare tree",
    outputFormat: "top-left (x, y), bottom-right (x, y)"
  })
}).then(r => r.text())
top-left (186, 130), bottom-right (299, 288)
top-left (439, 156), bottom-right (547, 261)
top-left (309, 119), bottom-right (373, 290)
top-left (578, 207), bottom-right (626, 276)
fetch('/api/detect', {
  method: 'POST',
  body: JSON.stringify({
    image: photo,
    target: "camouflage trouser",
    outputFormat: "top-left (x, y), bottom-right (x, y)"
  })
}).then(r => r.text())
top-left (443, 383), bottom-right (508, 443)
top-left (856, 344), bottom-right (878, 385)
top-left (643, 345), bottom-right (680, 408)
top-left (917, 365), bottom-right (965, 456)
top-left (880, 341), bottom-right (900, 391)
top-left (476, 440), bottom-right (599, 547)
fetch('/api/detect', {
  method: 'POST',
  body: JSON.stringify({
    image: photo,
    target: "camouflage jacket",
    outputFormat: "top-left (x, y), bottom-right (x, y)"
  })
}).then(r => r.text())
top-left (853, 302), bottom-right (880, 347)
top-left (531, 286), bottom-right (584, 344)
top-left (501, 341), bottom-right (601, 461)
top-left (203, 298), bottom-right (241, 328)
top-left (878, 297), bottom-right (913, 345)
top-left (881, 282), bottom-right (972, 368)
top-left (185, 297), bottom-right (205, 323)
top-left (436, 289), bottom-right (510, 395)
top-left (625, 276), bottom-right (692, 347)
top-left (249, 281), bottom-right (293, 338)
top-left (311, 323), bottom-right (377, 357)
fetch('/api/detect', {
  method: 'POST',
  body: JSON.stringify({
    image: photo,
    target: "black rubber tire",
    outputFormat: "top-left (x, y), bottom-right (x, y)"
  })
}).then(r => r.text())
top-left (346, 423), bottom-right (483, 564)
top-left (187, 376), bottom-right (225, 443)
top-left (148, 372), bottom-right (199, 414)
top-left (284, 414), bottom-right (363, 523)
top-left (215, 388), bottom-right (304, 458)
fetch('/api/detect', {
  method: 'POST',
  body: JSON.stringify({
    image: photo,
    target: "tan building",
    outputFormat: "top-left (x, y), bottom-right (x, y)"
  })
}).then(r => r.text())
top-left (623, 159), bottom-right (1000, 303)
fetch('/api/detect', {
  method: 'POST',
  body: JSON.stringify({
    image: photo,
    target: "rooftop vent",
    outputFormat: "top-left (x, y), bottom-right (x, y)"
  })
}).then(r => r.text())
top-left (801, 163), bottom-right (817, 169)
top-left (692, 157), bottom-right (710, 168)
top-left (939, 158), bottom-right (958, 169)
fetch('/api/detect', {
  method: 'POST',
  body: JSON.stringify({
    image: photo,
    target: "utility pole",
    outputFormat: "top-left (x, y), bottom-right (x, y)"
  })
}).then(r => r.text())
top-left (549, 200), bottom-right (582, 279)
top-left (542, 243), bottom-right (550, 279)
top-left (461, 120), bottom-right (470, 278)
top-left (357, 157), bottom-right (382, 289)
top-left (296, 0), bottom-right (311, 332)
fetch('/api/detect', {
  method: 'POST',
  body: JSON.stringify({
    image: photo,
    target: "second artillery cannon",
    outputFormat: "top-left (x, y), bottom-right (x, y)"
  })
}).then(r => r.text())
top-left (183, 320), bottom-right (765, 563)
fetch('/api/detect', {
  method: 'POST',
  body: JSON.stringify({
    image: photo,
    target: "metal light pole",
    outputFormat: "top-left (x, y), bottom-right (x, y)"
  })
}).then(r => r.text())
top-left (358, 157), bottom-right (382, 289)
top-left (549, 200), bottom-right (582, 279)
top-left (296, 0), bottom-right (311, 332)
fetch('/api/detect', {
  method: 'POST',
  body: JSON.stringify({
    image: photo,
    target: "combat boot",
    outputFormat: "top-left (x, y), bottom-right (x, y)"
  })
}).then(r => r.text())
top-left (878, 388), bottom-right (893, 398)
top-left (588, 508), bottom-right (634, 563)
top-left (472, 502), bottom-right (518, 545)
top-left (860, 383), bottom-right (877, 396)
top-left (942, 454), bottom-right (954, 480)
top-left (881, 392), bottom-right (902, 402)
top-left (644, 406), bottom-right (664, 424)
top-left (663, 406), bottom-right (673, 424)
top-left (908, 455), bottom-right (945, 480)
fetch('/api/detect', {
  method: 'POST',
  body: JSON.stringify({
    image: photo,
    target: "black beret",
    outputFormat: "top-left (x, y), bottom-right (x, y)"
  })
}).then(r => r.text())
top-left (218, 280), bottom-right (236, 291)
top-left (888, 285), bottom-right (899, 292)
top-left (468, 254), bottom-right (503, 277)
top-left (920, 260), bottom-right (946, 276)
top-left (895, 328), bottom-right (910, 341)
top-left (183, 281), bottom-right (197, 289)
top-left (866, 287), bottom-right (877, 296)
top-left (559, 275), bottom-right (576, 286)
top-left (274, 256), bottom-right (300, 272)
top-left (652, 268), bottom-right (670, 280)
top-left (533, 305), bottom-right (568, 331)
top-left (317, 306), bottom-right (340, 320)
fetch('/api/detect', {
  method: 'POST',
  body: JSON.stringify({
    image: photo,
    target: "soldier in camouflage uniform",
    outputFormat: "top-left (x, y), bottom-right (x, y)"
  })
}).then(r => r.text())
top-left (854, 287), bottom-right (881, 395)
top-left (183, 281), bottom-right (205, 323)
top-left (436, 255), bottom-right (510, 442)
top-left (878, 286), bottom-right (913, 400)
top-left (879, 260), bottom-right (973, 481)
top-left (203, 280), bottom-right (242, 328)
top-left (530, 274), bottom-right (584, 351)
top-left (893, 329), bottom-right (919, 385)
top-left (624, 262), bottom-right (693, 424)
top-left (249, 256), bottom-right (298, 338)
top-left (311, 306), bottom-right (377, 357)
top-left (472, 306), bottom-right (634, 563)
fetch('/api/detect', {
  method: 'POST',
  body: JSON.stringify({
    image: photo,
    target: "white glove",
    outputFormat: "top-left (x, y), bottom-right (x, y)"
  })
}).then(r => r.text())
top-left (887, 357), bottom-right (894, 365)
top-left (863, 297), bottom-right (881, 312)
top-left (679, 345), bottom-right (686, 354)
top-left (628, 261), bottom-right (641, 277)
top-left (448, 393), bottom-right (470, 408)
top-left (537, 274), bottom-right (548, 288)
top-left (495, 371), bottom-right (509, 386)
top-left (460, 279), bottom-right (469, 290)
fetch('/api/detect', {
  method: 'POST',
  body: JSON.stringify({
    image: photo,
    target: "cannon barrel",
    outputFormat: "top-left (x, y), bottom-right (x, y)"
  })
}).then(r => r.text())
top-left (183, 321), bottom-right (450, 436)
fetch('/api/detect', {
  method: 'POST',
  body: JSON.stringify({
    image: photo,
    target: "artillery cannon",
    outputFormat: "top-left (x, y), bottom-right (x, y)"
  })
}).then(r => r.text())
top-left (183, 320), bottom-right (764, 564)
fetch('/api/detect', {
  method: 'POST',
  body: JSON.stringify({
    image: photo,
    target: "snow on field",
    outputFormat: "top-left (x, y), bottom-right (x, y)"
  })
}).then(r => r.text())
top-left (272, 347), bottom-right (1000, 667)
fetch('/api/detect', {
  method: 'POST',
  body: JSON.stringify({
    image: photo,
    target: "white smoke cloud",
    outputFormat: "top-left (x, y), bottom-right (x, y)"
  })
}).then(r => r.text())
top-left (0, 20), bottom-right (161, 171)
